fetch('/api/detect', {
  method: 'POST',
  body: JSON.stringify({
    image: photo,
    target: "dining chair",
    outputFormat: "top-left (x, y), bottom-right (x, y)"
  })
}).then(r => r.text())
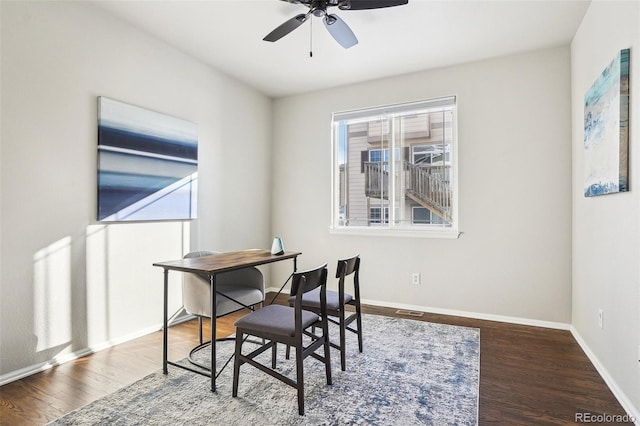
top-left (232, 264), bottom-right (332, 415)
top-left (182, 250), bottom-right (264, 370)
top-left (287, 254), bottom-right (362, 371)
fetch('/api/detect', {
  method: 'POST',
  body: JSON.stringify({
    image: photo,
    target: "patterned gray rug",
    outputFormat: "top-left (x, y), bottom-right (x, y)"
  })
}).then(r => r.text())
top-left (49, 314), bottom-right (479, 425)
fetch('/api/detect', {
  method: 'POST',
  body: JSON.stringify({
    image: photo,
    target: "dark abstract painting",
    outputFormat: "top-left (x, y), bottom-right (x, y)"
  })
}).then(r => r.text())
top-left (98, 97), bottom-right (198, 221)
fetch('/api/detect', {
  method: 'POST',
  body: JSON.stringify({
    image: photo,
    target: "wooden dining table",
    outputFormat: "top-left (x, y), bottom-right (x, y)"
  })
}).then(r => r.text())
top-left (153, 249), bottom-right (301, 392)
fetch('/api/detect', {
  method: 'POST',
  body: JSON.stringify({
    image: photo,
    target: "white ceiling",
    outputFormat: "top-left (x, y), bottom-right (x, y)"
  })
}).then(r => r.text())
top-left (90, 0), bottom-right (590, 98)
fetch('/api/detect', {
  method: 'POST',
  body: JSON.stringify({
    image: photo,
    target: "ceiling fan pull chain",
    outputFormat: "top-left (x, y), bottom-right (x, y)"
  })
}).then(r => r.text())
top-left (309, 17), bottom-right (313, 57)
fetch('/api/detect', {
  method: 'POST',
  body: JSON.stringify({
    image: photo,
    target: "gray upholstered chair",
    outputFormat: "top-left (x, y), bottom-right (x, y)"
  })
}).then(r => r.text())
top-left (182, 250), bottom-right (264, 369)
top-left (287, 254), bottom-right (362, 371)
top-left (232, 264), bottom-right (332, 416)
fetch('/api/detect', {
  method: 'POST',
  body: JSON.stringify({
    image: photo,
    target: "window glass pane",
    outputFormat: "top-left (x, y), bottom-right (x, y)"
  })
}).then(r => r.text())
top-left (369, 207), bottom-right (389, 224)
top-left (413, 207), bottom-right (431, 224)
top-left (333, 97), bottom-right (455, 230)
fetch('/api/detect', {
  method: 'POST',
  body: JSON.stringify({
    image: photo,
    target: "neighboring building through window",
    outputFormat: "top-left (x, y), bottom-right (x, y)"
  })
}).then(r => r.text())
top-left (412, 206), bottom-right (445, 225)
top-left (332, 97), bottom-right (456, 233)
top-left (370, 206), bottom-right (389, 224)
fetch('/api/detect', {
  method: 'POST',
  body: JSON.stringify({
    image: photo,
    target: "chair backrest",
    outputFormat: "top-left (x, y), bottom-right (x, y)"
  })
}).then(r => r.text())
top-left (184, 250), bottom-right (217, 279)
top-left (182, 251), bottom-right (216, 317)
top-left (183, 250), bottom-right (264, 287)
top-left (291, 264), bottom-right (328, 324)
top-left (291, 264), bottom-right (327, 297)
top-left (185, 250), bottom-right (216, 259)
top-left (335, 255), bottom-right (360, 279)
top-left (182, 250), bottom-right (264, 318)
top-left (336, 254), bottom-right (360, 302)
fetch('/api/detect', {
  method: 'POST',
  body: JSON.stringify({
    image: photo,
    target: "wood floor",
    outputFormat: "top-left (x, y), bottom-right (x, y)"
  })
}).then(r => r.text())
top-left (0, 293), bottom-right (631, 425)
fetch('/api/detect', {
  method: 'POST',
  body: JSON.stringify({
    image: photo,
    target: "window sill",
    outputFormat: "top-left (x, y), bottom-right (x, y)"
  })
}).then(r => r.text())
top-left (329, 226), bottom-right (461, 239)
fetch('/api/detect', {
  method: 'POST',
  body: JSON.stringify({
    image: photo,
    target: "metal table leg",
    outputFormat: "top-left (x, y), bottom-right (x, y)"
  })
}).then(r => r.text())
top-left (210, 274), bottom-right (217, 392)
top-left (268, 257), bottom-right (298, 305)
top-left (163, 268), bottom-right (169, 375)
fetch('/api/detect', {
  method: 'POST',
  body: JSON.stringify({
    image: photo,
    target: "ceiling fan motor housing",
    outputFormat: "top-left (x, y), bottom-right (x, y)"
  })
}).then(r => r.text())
top-left (311, 1), bottom-right (328, 17)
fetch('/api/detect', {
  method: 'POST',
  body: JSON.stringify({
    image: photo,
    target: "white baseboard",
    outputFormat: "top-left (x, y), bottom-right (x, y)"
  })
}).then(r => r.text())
top-left (0, 324), bottom-right (163, 386)
top-left (0, 314), bottom-right (194, 387)
top-left (0, 347), bottom-right (97, 387)
top-left (0, 311), bottom-right (195, 386)
top-left (361, 298), bottom-right (572, 330)
top-left (570, 327), bottom-right (640, 425)
top-left (86, 324), bottom-right (165, 354)
top-left (265, 286), bottom-right (571, 330)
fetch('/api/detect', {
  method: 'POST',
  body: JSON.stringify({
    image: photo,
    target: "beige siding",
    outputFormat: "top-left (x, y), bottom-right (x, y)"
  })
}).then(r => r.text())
top-left (346, 133), bottom-right (370, 225)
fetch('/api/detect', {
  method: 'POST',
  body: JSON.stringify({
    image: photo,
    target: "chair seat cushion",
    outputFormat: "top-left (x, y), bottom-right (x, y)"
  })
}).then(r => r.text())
top-left (287, 288), bottom-right (353, 311)
top-left (217, 284), bottom-right (263, 317)
top-left (234, 305), bottom-right (319, 337)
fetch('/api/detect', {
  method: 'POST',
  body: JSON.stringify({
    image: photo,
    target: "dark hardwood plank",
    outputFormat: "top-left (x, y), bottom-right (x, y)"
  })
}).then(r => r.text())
top-left (0, 295), bottom-right (631, 425)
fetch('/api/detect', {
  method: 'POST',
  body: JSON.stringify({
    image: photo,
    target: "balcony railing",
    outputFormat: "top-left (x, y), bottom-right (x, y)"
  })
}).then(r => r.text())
top-left (364, 161), bottom-right (452, 221)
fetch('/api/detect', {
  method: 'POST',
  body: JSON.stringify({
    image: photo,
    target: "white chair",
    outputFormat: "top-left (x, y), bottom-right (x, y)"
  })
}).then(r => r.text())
top-left (182, 250), bottom-right (264, 370)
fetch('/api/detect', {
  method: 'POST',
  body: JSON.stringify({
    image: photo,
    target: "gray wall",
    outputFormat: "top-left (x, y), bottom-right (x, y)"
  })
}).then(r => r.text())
top-left (271, 47), bottom-right (573, 326)
top-left (0, 1), bottom-right (272, 379)
top-left (571, 0), bottom-right (640, 417)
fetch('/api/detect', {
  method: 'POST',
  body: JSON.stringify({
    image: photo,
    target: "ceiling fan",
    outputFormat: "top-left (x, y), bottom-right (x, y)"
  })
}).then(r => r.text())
top-left (263, 0), bottom-right (409, 49)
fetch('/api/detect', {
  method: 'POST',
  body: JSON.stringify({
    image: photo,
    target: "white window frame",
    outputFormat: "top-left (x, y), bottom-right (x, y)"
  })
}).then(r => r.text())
top-left (330, 97), bottom-right (459, 239)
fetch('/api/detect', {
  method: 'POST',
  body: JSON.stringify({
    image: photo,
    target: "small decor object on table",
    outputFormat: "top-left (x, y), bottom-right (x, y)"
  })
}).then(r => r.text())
top-left (271, 237), bottom-right (285, 255)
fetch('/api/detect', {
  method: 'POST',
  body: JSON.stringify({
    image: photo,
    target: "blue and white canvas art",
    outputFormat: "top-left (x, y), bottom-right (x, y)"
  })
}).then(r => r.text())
top-left (583, 49), bottom-right (630, 197)
top-left (98, 97), bottom-right (198, 221)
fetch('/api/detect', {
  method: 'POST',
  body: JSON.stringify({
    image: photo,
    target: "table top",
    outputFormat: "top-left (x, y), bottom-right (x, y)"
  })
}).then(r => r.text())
top-left (153, 249), bottom-right (301, 274)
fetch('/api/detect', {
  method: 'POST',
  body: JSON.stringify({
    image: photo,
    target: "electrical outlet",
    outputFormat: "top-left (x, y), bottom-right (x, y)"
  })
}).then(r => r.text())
top-left (598, 309), bottom-right (604, 329)
top-left (411, 272), bottom-right (421, 285)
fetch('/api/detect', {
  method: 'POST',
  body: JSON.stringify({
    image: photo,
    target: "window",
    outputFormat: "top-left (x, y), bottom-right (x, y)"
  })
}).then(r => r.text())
top-left (369, 149), bottom-right (387, 163)
top-left (370, 206), bottom-right (389, 224)
top-left (412, 144), bottom-right (451, 166)
top-left (331, 97), bottom-right (457, 236)
top-left (412, 207), bottom-right (445, 225)
top-left (369, 148), bottom-right (398, 172)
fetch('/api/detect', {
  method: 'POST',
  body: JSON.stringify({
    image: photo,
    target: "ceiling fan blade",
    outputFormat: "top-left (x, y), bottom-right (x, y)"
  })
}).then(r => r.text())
top-left (263, 14), bottom-right (308, 42)
top-left (324, 14), bottom-right (358, 49)
top-left (339, 0), bottom-right (408, 10)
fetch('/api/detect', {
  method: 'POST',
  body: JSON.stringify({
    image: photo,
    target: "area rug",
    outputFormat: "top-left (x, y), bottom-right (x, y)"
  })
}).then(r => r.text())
top-left (49, 314), bottom-right (480, 425)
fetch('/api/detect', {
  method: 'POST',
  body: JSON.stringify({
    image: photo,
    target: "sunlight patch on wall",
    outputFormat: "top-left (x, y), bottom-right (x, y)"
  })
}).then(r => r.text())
top-left (33, 237), bottom-right (72, 352)
top-left (85, 222), bottom-right (189, 347)
top-left (86, 224), bottom-right (109, 347)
